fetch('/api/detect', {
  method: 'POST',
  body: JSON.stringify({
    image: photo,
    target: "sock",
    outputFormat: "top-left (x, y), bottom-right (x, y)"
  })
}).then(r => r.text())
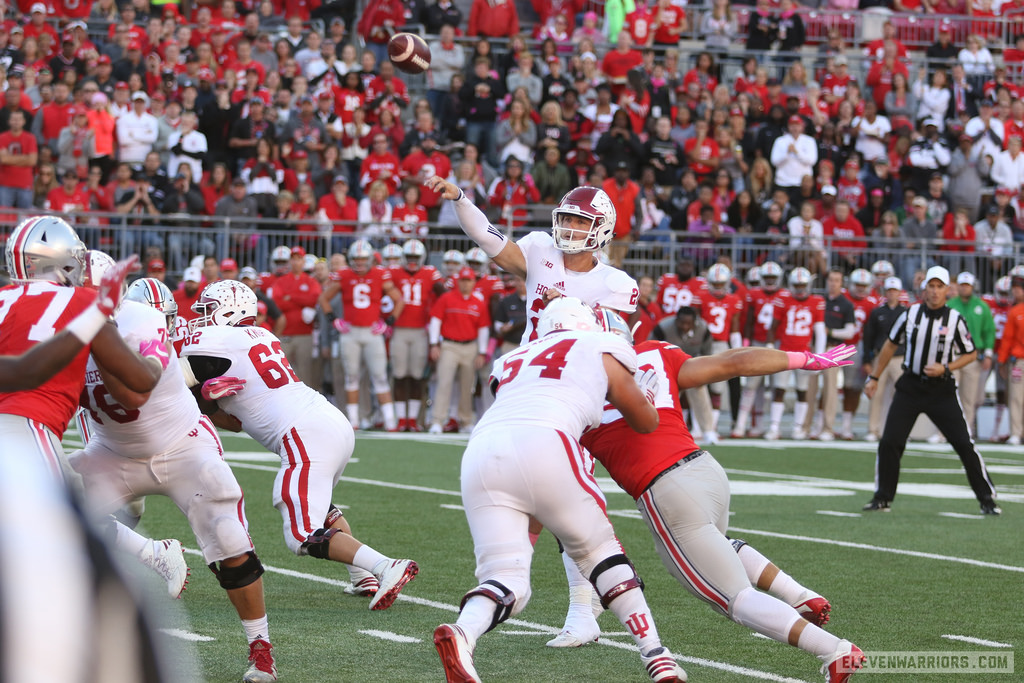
top-left (735, 543), bottom-right (771, 585)
top-left (730, 587), bottom-right (802, 644)
top-left (115, 522), bottom-right (151, 557)
top-left (408, 399), bottom-right (421, 423)
top-left (353, 545), bottom-right (389, 574)
top-left (793, 402), bottom-right (807, 433)
top-left (995, 404), bottom-right (1006, 435)
top-left (809, 410), bottom-right (822, 435)
top-left (242, 615), bottom-right (270, 645)
top-left (769, 401), bottom-right (785, 430)
top-left (797, 621), bottom-right (843, 660)
top-left (710, 408), bottom-right (720, 431)
top-left (380, 401), bottom-right (397, 430)
top-left (595, 563), bottom-right (661, 653)
top-left (767, 569), bottom-right (808, 606)
top-left (346, 403), bottom-right (359, 425)
top-left (456, 595), bottom-right (494, 644)
top-left (734, 390), bottom-right (755, 433)
top-left (841, 411), bottom-right (853, 435)
top-left (395, 402), bottom-right (407, 420)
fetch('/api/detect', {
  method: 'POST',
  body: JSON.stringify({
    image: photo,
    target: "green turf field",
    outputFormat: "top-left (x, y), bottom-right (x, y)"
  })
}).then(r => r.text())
top-left (78, 430), bottom-right (1024, 682)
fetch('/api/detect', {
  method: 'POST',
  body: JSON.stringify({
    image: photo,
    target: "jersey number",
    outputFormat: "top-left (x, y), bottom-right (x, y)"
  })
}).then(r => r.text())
top-left (496, 338), bottom-right (577, 390)
top-left (352, 283), bottom-right (372, 309)
top-left (85, 385), bottom-right (141, 425)
top-left (0, 283), bottom-right (76, 342)
top-left (400, 280), bottom-right (423, 307)
top-left (249, 341), bottom-right (300, 388)
top-left (785, 308), bottom-right (813, 337)
top-left (757, 302), bottom-right (775, 331)
top-left (526, 297), bottom-right (547, 342)
top-left (705, 303), bottom-right (730, 335)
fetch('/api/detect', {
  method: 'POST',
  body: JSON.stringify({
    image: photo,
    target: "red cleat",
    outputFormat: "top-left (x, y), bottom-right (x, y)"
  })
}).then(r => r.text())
top-left (823, 641), bottom-right (865, 683)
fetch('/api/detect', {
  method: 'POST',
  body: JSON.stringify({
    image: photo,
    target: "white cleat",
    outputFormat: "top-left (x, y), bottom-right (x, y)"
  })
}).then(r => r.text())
top-left (817, 431), bottom-right (835, 442)
top-left (792, 428), bottom-right (808, 441)
top-left (243, 639), bottom-right (277, 683)
top-left (369, 559), bottom-right (419, 610)
top-left (545, 621), bottom-right (600, 648)
top-left (764, 427), bottom-right (781, 441)
top-left (428, 423), bottom-right (443, 434)
top-left (864, 432), bottom-right (878, 443)
top-left (641, 646), bottom-right (688, 682)
top-left (434, 624), bottom-right (481, 683)
top-left (927, 433), bottom-right (946, 444)
top-left (138, 539), bottom-right (189, 599)
top-left (344, 574), bottom-right (380, 596)
top-left (702, 431), bottom-right (720, 446)
top-left (1007, 435), bottom-right (1022, 446)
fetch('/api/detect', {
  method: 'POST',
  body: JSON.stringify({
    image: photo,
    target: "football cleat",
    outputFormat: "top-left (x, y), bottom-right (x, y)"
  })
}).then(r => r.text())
top-left (764, 427), bottom-right (781, 441)
top-left (243, 639), bottom-right (277, 683)
top-left (792, 428), bottom-right (808, 441)
top-left (1007, 436), bottom-right (1021, 446)
top-left (434, 624), bottom-right (481, 683)
top-left (369, 559), bottom-right (419, 610)
top-left (641, 647), bottom-right (688, 682)
top-left (138, 539), bottom-right (190, 599)
top-left (864, 433), bottom-right (879, 443)
top-left (345, 572), bottom-right (380, 597)
top-left (822, 640), bottom-right (865, 683)
top-left (443, 418), bottom-right (460, 433)
top-left (817, 431), bottom-right (835, 442)
top-left (792, 590), bottom-right (832, 627)
top-left (862, 498), bottom-right (891, 512)
top-left (980, 500), bottom-right (1002, 516)
top-left (428, 423), bottom-right (443, 434)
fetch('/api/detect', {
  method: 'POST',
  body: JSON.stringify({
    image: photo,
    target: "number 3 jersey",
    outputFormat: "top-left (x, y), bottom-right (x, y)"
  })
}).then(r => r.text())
top-left (82, 301), bottom-right (199, 458)
top-left (180, 324), bottom-right (332, 451)
top-left (482, 330), bottom-right (637, 436)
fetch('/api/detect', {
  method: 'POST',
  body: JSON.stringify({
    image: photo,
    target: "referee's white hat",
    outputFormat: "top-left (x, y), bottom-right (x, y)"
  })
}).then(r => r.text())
top-left (884, 276), bottom-right (903, 291)
top-left (925, 265), bottom-right (950, 286)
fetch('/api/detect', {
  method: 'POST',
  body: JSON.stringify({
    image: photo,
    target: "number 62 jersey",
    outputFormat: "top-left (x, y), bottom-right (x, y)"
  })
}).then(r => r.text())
top-left (179, 324), bottom-right (329, 451)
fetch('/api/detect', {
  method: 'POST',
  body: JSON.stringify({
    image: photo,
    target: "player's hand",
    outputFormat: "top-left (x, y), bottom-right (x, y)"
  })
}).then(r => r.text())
top-left (634, 367), bottom-right (659, 405)
top-left (97, 255), bottom-right (139, 316)
top-left (863, 379), bottom-right (877, 399)
top-left (424, 175), bottom-right (461, 200)
top-left (333, 318), bottom-right (351, 334)
top-left (370, 319), bottom-right (389, 336)
top-left (542, 288), bottom-right (563, 304)
top-left (202, 376), bottom-right (246, 401)
top-left (138, 339), bottom-right (170, 370)
top-left (801, 344), bottom-right (857, 371)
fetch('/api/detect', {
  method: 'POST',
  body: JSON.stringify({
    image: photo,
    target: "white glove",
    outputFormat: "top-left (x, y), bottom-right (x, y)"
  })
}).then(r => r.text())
top-left (301, 307), bottom-right (316, 325)
top-left (634, 367), bottom-right (659, 405)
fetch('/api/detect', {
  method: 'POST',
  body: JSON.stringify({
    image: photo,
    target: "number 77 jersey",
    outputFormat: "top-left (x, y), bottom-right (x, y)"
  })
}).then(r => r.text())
top-left (180, 324), bottom-right (326, 451)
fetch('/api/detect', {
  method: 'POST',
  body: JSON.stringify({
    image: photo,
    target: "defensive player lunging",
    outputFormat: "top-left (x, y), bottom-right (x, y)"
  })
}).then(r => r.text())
top-left (585, 310), bottom-right (866, 683)
top-left (179, 280), bottom-right (419, 609)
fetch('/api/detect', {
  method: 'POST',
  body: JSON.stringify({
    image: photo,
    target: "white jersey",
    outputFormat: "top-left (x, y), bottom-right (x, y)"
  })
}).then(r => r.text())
top-left (180, 325), bottom-right (336, 451)
top-left (82, 301), bottom-right (200, 458)
top-left (518, 231), bottom-right (639, 342)
top-left (481, 330), bottom-right (636, 436)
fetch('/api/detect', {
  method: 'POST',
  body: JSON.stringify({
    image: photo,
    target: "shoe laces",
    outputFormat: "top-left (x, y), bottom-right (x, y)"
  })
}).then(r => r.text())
top-left (249, 639), bottom-right (275, 673)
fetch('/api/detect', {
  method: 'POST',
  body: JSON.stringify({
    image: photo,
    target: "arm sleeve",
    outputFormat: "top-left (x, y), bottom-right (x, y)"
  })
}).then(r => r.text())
top-left (452, 189), bottom-right (509, 257)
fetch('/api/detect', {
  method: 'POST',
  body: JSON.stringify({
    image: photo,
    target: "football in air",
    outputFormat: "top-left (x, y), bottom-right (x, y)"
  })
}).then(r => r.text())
top-left (388, 32), bottom-right (431, 75)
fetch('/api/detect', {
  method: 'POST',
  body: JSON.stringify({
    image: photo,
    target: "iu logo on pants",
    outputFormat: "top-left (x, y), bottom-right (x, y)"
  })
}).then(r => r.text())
top-left (625, 612), bottom-right (651, 639)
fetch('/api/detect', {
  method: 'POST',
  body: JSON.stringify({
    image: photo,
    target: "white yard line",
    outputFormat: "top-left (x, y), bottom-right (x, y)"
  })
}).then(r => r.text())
top-left (816, 510), bottom-right (862, 518)
top-left (158, 628), bottom-right (216, 642)
top-left (439, 504), bottom-right (465, 511)
top-left (940, 635), bottom-right (1014, 648)
top-left (937, 512), bottom-right (984, 520)
top-left (357, 629), bottom-right (422, 644)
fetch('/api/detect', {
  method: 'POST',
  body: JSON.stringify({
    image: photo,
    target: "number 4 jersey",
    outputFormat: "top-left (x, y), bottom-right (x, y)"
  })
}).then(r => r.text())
top-left (180, 324), bottom-right (331, 451)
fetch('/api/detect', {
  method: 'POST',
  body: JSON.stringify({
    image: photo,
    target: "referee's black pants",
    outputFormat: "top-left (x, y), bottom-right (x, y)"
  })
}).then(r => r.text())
top-left (875, 373), bottom-right (997, 503)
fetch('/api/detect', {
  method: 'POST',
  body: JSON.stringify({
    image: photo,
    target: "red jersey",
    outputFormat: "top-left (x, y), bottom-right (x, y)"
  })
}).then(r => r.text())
top-left (390, 265), bottom-right (441, 328)
top-left (654, 273), bottom-right (703, 319)
top-left (0, 282), bottom-right (96, 435)
top-left (580, 340), bottom-right (696, 499)
top-left (430, 289), bottom-right (490, 342)
top-left (391, 202), bottom-right (428, 238)
top-left (683, 135), bottom-right (720, 178)
top-left (600, 49), bottom-right (643, 88)
top-left (623, 5), bottom-right (655, 44)
top-left (823, 213), bottom-right (866, 253)
top-left (46, 185), bottom-right (90, 213)
top-left (652, 5), bottom-right (686, 44)
top-left (843, 291), bottom-right (880, 345)
top-left (746, 286), bottom-right (779, 343)
top-left (0, 131), bottom-right (38, 189)
top-left (317, 193), bottom-right (359, 233)
top-left (983, 294), bottom-right (1011, 342)
top-left (772, 291), bottom-right (825, 352)
top-left (268, 272), bottom-right (321, 336)
top-left (399, 150), bottom-right (451, 208)
top-left (173, 287), bottom-right (201, 323)
top-left (359, 151), bottom-right (401, 194)
top-left (474, 274), bottom-right (503, 304)
top-left (332, 266), bottom-right (391, 326)
top-left (699, 292), bottom-right (741, 342)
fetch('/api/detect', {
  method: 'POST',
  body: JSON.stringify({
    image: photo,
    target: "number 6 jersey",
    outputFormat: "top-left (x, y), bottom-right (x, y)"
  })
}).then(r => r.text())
top-left (180, 324), bottom-right (330, 451)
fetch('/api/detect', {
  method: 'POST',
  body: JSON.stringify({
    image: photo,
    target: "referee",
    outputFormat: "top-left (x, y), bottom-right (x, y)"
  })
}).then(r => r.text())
top-left (863, 266), bottom-right (1000, 515)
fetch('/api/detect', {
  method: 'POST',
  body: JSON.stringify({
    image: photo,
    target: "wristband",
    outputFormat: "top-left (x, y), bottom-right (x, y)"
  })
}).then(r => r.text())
top-left (868, 375), bottom-right (879, 381)
top-left (785, 351), bottom-right (807, 370)
top-left (65, 304), bottom-right (108, 344)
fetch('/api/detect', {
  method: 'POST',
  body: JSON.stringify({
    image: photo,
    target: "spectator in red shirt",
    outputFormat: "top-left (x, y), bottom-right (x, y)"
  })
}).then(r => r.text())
top-left (651, 0), bottom-right (688, 47)
top-left (392, 185), bottom-right (429, 239)
top-left (23, 3), bottom-right (57, 47)
top-left (488, 156), bottom-right (540, 228)
top-left (601, 31), bottom-right (643, 97)
top-left (201, 162), bottom-right (232, 216)
top-left (0, 110), bottom-right (37, 208)
top-left (359, 132), bottom-right (401, 195)
top-left (399, 132), bottom-right (451, 215)
top-left (684, 118), bottom-right (721, 184)
top-left (364, 60), bottom-right (410, 124)
top-left (357, 0), bottom-right (405, 64)
top-left (603, 161), bottom-right (641, 268)
top-left (46, 167), bottom-right (90, 216)
top-left (266, 245), bottom-right (323, 389)
top-left (823, 200), bottom-right (866, 272)
top-left (468, 0), bottom-right (520, 38)
top-left (317, 174), bottom-right (359, 250)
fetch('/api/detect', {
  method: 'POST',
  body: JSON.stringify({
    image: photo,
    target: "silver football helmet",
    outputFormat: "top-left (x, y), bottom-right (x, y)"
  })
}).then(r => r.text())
top-left (402, 239), bottom-right (426, 268)
top-left (789, 267), bottom-right (813, 299)
top-left (760, 261), bottom-right (783, 292)
top-left (597, 307), bottom-right (634, 345)
top-left (442, 249), bottom-right (465, 277)
top-left (348, 239), bottom-right (375, 274)
top-left (191, 280), bottom-right (258, 329)
top-left (381, 243), bottom-right (403, 267)
top-left (465, 246), bottom-right (488, 274)
top-left (5, 215), bottom-right (87, 286)
top-left (536, 296), bottom-right (599, 336)
top-left (126, 277), bottom-right (178, 332)
top-left (706, 263), bottom-right (731, 295)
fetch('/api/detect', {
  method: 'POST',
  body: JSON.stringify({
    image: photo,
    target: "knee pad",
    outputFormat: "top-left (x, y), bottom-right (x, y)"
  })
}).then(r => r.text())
top-left (729, 537), bottom-right (747, 554)
top-left (325, 504), bottom-right (343, 527)
top-left (343, 375), bottom-right (361, 392)
top-left (459, 580), bottom-right (522, 633)
top-left (300, 527), bottom-right (339, 559)
top-left (589, 554), bottom-right (644, 610)
top-left (208, 551), bottom-right (264, 590)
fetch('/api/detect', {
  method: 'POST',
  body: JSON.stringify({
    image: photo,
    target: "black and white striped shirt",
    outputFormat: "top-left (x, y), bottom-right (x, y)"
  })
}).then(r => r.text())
top-left (888, 303), bottom-right (975, 376)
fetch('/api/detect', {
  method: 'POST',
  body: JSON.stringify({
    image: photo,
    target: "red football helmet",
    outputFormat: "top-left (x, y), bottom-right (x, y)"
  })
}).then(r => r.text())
top-left (551, 187), bottom-right (616, 254)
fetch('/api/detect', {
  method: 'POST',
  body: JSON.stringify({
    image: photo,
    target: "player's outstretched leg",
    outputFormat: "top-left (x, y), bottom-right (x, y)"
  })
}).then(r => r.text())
top-left (547, 548), bottom-right (603, 647)
top-left (210, 552), bottom-right (276, 683)
top-left (113, 519), bottom-right (190, 599)
top-left (732, 538), bottom-right (831, 626)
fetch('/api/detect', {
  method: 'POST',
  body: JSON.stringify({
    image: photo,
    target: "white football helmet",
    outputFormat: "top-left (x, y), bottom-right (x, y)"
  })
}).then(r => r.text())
top-left (191, 280), bottom-right (258, 329)
top-left (536, 296), bottom-right (599, 337)
top-left (402, 239), bottom-right (426, 269)
top-left (348, 239), bottom-right (375, 274)
top-left (850, 268), bottom-right (872, 297)
top-left (551, 186), bottom-right (616, 254)
top-left (271, 245), bottom-right (291, 262)
top-left (126, 277), bottom-right (178, 332)
top-left (789, 267), bottom-right (813, 299)
top-left (706, 263), bottom-right (731, 295)
top-left (381, 243), bottom-right (403, 267)
top-left (1009, 264), bottom-right (1024, 282)
top-left (760, 261), bottom-right (783, 292)
top-left (871, 260), bottom-right (894, 282)
top-left (995, 276), bottom-right (1012, 305)
top-left (5, 215), bottom-right (87, 286)
top-left (597, 307), bottom-right (634, 344)
top-left (82, 250), bottom-right (116, 288)
top-left (746, 266), bottom-right (761, 286)
top-left (443, 249), bottom-right (464, 277)
top-left (465, 247), bottom-right (488, 274)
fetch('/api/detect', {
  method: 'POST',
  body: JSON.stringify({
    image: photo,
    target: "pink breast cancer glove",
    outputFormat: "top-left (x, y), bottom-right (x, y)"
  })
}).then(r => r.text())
top-left (788, 344), bottom-right (857, 371)
top-left (333, 318), bottom-right (351, 334)
top-left (370, 319), bottom-right (389, 336)
top-left (97, 254), bottom-right (139, 317)
top-left (138, 339), bottom-right (170, 370)
top-left (202, 376), bottom-right (246, 401)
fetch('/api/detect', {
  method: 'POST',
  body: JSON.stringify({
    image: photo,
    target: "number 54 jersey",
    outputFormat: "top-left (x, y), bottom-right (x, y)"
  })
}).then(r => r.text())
top-left (180, 324), bottom-right (330, 451)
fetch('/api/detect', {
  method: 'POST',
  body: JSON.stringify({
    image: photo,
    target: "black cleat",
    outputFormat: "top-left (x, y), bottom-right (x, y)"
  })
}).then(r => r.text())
top-left (980, 500), bottom-right (1002, 516)
top-left (862, 498), bottom-right (891, 512)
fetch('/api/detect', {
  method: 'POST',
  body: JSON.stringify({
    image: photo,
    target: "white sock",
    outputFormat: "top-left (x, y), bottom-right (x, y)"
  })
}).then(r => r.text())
top-left (347, 565), bottom-right (375, 582)
top-left (769, 401), bottom-right (785, 430)
top-left (798, 621), bottom-right (843, 660)
top-left (115, 522), bottom-right (151, 557)
top-left (395, 402), bottom-right (407, 420)
top-left (352, 545), bottom-right (389, 574)
top-left (380, 401), bottom-right (397, 430)
top-left (841, 411), bottom-right (853, 435)
top-left (793, 401), bottom-right (808, 432)
top-left (408, 399), bottom-right (421, 422)
top-left (995, 404), bottom-right (1006, 435)
top-left (810, 410), bottom-right (822, 434)
top-left (735, 543), bottom-right (770, 584)
top-left (597, 567), bottom-right (661, 653)
top-left (346, 403), bottom-right (359, 425)
top-left (562, 552), bottom-right (600, 623)
top-left (242, 615), bottom-right (270, 645)
top-left (710, 408), bottom-right (721, 431)
top-left (734, 390), bottom-right (756, 433)
top-left (767, 569), bottom-right (807, 606)
top-left (730, 587), bottom-right (801, 643)
top-left (456, 595), bottom-right (494, 644)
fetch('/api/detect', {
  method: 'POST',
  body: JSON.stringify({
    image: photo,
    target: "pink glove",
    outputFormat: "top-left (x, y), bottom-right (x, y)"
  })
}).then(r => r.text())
top-left (97, 255), bottom-right (139, 316)
top-left (370, 319), bottom-right (388, 336)
top-left (787, 344), bottom-right (857, 371)
top-left (202, 376), bottom-right (246, 401)
top-left (333, 318), bottom-right (351, 334)
top-left (138, 339), bottom-right (169, 370)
